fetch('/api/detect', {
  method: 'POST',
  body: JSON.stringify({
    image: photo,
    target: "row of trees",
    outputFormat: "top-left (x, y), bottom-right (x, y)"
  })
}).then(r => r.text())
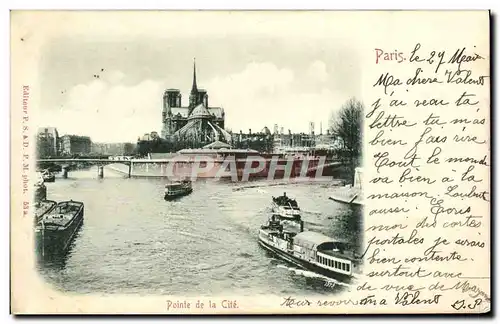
top-left (329, 97), bottom-right (364, 182)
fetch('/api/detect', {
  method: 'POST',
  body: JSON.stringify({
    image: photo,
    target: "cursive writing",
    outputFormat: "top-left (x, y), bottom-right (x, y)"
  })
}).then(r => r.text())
top-left (362, 41), bottom-right (490, 312)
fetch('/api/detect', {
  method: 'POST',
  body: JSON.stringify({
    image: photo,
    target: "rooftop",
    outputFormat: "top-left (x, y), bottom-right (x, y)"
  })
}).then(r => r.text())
top-left (188, 103), bottom-right (212, 119)
top-left (294, 231), bottom-right (349, 249)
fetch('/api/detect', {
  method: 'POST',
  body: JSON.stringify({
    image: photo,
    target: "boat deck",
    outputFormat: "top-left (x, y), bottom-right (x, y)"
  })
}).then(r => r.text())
top-left (42, 201), bottom-right (83, 227)
top-left (34, 200), bottom-right (57, 218)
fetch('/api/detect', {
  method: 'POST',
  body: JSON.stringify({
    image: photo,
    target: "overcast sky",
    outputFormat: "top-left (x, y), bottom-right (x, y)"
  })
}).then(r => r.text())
top-left (29, 12), bottom-right (363, 142)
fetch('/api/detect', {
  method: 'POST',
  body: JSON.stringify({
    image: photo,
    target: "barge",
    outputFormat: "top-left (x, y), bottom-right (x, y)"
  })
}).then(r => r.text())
top-left (35, 200), bottom-right (84, 255)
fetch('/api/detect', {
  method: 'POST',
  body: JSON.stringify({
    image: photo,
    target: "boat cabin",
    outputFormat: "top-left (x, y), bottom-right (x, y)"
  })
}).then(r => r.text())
top-left (165, 180), bottom-right (192, 194)
top-left (273, 193), bottom-right (298, 206)
top-left (281, 204), bottom-right (299, 211)
top-left (293, 231), bottom-right (354, 276)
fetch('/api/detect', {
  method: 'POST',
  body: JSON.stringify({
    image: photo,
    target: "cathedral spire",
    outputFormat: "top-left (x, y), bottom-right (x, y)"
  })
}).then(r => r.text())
top-left (189, 58), bottom-right (199, 109)
top-left (191, 58), bottom-right (198, 94)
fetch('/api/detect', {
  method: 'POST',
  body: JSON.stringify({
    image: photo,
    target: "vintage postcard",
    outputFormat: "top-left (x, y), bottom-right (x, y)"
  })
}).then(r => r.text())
top-left (10, 10), bottom-right (491, 314)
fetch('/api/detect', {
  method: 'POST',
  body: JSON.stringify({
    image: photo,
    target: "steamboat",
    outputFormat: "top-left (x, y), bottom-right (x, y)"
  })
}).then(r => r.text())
top-left (271, 192), bottom-right (301, 220)
top-left (35, 200), bottom-right (84, 255)
top-left (258, 207), bottom-right (361, 280)
top-left (164, 179), bottom-right (193, 200)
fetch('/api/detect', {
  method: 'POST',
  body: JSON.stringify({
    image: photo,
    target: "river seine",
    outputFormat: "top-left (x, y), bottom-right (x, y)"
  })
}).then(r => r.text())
top-left (37, 166), bottom-right (362, 296)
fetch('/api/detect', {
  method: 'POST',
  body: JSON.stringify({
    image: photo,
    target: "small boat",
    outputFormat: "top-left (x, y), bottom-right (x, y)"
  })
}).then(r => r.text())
top-left (35, 200), bottom-right (84, 255)
top-left (271, 192), bottom-right (301, 220)
top-left (164, 179), bottom-right (193, 200)
top-left (258, 213), bottom-right (361, 280)
top-left (41, 169), bottom-right (55, 183)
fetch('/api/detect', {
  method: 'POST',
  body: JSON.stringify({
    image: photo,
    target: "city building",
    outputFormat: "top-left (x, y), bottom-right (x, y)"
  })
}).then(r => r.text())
top-left (91, 142), bottom-right (136, 156)
top-left (60, 135), bottom-right (92, 156)
top-left (315, 130), bottom-right (341, 150)
top-left (36, 127), bottom-right (59, 157)
top-left (231, 127), bottom-right (273, 152)
top-left (270, 123), bottom-right (342, 155)
top-left (161, 60), bottom-right (230, 146)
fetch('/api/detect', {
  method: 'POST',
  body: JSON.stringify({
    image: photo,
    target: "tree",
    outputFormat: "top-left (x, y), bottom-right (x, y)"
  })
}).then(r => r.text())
top-left (330, 97), bottom-right (363, 181)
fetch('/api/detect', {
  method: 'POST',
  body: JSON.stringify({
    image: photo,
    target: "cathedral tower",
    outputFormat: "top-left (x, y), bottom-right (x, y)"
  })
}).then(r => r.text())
top-left (161, 89), bottom-right (181, 138)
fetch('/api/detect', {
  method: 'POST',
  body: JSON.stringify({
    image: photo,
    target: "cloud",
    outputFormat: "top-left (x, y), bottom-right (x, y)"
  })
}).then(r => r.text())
top-left (37, 62), bottom-right (359, 142)
top-left (206, 62), bottom-right (294, 99)
top-left (205, 62), bottom-right (353, 134)
top-left (38, 71), bottom-right (164, 142)
top-left (105, 70), bottom-right (126, 84)
top-left (307, 60), bottom-right (329, 82)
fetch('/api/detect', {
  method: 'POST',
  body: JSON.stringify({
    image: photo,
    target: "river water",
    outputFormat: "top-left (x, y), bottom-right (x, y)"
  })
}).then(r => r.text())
top-left (37, 165), bottom-right (363, 296)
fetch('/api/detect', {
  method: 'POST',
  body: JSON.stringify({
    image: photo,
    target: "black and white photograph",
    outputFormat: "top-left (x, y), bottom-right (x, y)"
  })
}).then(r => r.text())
top-left (31, 12), bottom-right (364, 297)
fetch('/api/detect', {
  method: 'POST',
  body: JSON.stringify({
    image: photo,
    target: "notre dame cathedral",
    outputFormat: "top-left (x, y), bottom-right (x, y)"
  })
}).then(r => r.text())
top-left (161, 61), bottom-right (231, 145)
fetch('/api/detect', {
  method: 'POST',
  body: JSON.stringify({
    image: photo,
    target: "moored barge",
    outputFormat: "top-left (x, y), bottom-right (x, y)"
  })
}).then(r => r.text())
top-left (35, 200), bottom-right (84, 255)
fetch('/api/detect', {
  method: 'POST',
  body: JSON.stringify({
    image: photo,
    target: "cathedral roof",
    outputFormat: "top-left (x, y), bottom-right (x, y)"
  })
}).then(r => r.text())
top-left (188, 103), bottom-right (213, 119)
top-left (173, 118), bottom-right (232, 143)
top-left (168, 106), bottom-right (223, 119)
top-left (171, 107), bottom-right (189, 118)
top-left (208, 107), bottom-right (223, 118)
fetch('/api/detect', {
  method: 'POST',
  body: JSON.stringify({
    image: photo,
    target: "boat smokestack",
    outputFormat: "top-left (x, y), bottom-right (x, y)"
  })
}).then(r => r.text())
top-left (300, 220), bottom-right (304, 232)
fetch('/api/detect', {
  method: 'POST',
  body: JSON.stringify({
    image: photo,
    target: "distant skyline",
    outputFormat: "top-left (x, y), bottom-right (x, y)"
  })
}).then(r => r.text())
top-left (31, 12), bottom-right (363, 142)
